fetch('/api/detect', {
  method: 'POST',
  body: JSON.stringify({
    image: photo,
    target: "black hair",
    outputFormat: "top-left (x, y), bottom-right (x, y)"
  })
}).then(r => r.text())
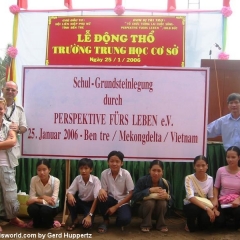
top-left (36, 159), bottom-right (51, 169)
top-left (193, 155), bottom-right (208, 165)
top-left (226, 146), bottom-right (240, 156)
top-left (107, 151), bottom-right (124, 162)
top-left (227, 93), bottom-right (240, 103)
top-left (78, 158), bottom-right (93, 169)
top-left (150, 160), bottom-right (164, 170)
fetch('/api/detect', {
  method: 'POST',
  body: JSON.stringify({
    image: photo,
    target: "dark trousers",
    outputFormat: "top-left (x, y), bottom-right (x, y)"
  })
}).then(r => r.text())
top-left (67, 198), bottom-right (94, 224)
top-left (98, 196), bottom-right (131, 227)
top-left (27, 203), bottom-right (58, 228)
top-left (184, 203), bottom-right (212, 232)
top-left (219, 206), bottom-right (240, 229)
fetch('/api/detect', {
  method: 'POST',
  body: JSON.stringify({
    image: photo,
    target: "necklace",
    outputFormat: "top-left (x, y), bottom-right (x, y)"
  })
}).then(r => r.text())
top-left (4, 101), bottom-right (15, 122)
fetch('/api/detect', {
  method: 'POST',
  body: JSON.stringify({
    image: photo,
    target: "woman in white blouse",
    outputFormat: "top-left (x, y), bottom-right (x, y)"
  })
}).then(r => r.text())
top-left (26, 159), bottom-right (60, 229)
top-left (184, 155), bottom-right (220, 232)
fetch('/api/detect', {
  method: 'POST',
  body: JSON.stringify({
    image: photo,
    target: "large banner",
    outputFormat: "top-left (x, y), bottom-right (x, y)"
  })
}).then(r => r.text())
top-left (22, 66), bottom-right (208, 161)
top-left (46, 16), bottom-right (185, 67)
top-left (14, 11), bottom-right (222, 100)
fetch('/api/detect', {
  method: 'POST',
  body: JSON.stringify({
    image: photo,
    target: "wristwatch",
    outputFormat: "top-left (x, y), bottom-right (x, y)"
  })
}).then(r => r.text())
top-left (89, 212), bottom-right (93, 217)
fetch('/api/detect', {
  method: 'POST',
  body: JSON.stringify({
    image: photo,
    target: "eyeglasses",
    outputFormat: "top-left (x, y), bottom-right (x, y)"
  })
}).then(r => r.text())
top-left (5, 88), bottom-right (17, 93)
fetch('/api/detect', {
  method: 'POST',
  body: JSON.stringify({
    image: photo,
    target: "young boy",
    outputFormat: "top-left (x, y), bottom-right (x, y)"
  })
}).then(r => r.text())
top-left (66, 158), bottom-right (101, 230)
top-left (98, 151), bottom-right (134, 233)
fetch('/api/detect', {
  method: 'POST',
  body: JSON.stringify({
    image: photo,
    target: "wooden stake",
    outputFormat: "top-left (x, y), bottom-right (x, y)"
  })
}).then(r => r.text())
top-left (61, 160), bottom-right (70, 226)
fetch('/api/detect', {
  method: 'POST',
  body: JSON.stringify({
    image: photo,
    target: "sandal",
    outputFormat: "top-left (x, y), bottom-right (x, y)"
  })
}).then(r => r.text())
top-left (97, 223), bottom-right (108, 234)
top-left (141, 227), bottom-right (150, 233)
top-left (67, 222), bottom-right (79, 231)
top-left (49, 221), bottom-right (61, 231)
top-left (160, 227), bottom-right (168, 233)
top-left (53, 221), bottom-right (61, 228)
top-left (10, 219), bottom-right (27, 228)
top-left (26, 220), bottom-right (33, 229)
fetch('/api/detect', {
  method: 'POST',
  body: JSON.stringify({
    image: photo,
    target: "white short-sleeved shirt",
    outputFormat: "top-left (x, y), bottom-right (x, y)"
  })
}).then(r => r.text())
top-left (101, 168), bottom-right (134, 202)
top-left (5, 103), bottom-right (27, 129)
top-left (67, 175), bottom-right (101, 201)
top-left (184, 173), bottom-right (213, 205)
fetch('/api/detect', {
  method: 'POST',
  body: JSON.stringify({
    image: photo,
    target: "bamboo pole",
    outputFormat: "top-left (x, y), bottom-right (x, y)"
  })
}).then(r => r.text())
top-left (61, 160), bottom-right (70, 226)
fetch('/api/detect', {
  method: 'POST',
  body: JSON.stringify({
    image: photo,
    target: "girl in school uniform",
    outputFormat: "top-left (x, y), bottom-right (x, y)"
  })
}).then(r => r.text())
top-left (26, 159), bottom-right (60, 229)
top-left (184, 155), bottom-right (220, 232)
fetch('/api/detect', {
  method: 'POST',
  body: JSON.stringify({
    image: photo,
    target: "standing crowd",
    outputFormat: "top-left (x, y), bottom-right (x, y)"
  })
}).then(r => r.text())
top-left (0, 81), bottom-right (240, 234)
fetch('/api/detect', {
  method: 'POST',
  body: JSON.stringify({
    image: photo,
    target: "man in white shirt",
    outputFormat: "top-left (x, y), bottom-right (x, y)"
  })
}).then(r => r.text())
top-left (0, 81), bottom-right (27, 220)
